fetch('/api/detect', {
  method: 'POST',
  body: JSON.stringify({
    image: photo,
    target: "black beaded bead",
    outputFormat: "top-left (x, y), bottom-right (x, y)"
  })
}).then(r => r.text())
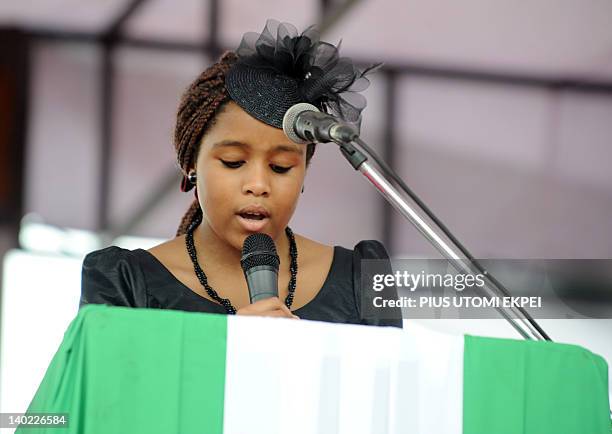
top-left (185, 212), bottom-right (298, 314)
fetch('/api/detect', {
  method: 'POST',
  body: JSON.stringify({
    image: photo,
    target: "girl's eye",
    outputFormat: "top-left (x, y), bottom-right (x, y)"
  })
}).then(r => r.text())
top-left (270, 164), bottom-right (292, 174)
top-left (221, 160), bottom-right (244, 169)
top-left (221, 160), bottom-right (291, 174)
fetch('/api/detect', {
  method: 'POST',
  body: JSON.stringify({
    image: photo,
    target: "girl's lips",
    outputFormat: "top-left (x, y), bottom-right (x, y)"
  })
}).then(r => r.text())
top-left (236, 214), bottom-right (269, 232)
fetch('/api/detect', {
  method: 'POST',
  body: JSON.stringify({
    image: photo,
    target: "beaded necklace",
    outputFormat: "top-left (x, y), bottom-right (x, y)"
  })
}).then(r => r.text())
top-left (185, 212), bottom-right (298, 314)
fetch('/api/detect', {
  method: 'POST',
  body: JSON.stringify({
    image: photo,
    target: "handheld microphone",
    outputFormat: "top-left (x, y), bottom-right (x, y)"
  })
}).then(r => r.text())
top-left (282, 103), bottom-right (359, 144)
top-left (240, 233), bottom-right (280, 303)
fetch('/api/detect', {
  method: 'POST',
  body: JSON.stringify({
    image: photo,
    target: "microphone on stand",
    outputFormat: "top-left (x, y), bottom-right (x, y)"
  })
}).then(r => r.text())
top-left (281, 99), bottom-right (552, 342)
top-left (282, 103), bottom-right (359, 144)
top-left (240, 233), bottom-right (280, 303)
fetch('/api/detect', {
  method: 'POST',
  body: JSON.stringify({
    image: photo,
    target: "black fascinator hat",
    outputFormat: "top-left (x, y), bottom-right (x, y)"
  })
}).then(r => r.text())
top-left (225, 19), bottom-right (380, 131)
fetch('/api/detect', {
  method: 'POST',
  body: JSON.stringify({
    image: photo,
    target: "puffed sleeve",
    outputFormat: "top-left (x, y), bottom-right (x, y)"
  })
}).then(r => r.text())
top-left (79, 246), bottom-right (148, 309)
top-left (353, 240), bottom-right (403, 328)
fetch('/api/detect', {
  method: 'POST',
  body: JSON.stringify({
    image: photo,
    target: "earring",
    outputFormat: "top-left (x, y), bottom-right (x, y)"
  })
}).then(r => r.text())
top-left (188, 171), bottom-right (197, 184)
top-left (301, 185), bottom-right (305, 194)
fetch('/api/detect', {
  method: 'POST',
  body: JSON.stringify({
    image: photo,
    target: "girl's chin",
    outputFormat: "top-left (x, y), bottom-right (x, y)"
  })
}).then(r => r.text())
top-left (206, 217), bottom-right (285, 249)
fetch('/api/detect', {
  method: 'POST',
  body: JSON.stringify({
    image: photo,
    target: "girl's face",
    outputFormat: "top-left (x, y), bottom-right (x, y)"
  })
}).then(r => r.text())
top-left (194, 101), bottom-right (306, 251)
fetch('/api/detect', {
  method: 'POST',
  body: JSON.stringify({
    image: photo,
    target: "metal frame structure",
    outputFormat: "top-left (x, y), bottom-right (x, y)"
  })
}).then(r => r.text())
top-left (20, 0), bottom-right (612, 249)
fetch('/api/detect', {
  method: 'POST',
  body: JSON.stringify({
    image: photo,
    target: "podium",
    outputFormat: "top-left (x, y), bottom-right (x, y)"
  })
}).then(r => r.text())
top-left (19, 305), bottom-right (610, 433)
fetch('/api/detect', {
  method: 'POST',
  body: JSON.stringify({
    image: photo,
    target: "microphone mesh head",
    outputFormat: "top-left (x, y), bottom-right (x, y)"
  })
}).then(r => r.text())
top-left (241, 233), bottom-right (280, 271)
top-left (282, 103), bottom-right (320, 145)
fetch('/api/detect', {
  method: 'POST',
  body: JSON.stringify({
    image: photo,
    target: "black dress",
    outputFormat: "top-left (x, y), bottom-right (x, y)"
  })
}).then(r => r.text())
top-left (80, 239), bottom-right (403, 328)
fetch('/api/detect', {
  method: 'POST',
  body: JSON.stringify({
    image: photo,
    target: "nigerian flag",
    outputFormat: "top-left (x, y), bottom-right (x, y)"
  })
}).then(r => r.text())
top-left (21, 305), bottom-right (610, 434)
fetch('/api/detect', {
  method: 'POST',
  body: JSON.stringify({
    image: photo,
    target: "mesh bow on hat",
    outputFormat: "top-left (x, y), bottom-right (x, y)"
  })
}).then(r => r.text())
top-left (225, 19), bottom-right (381, 130)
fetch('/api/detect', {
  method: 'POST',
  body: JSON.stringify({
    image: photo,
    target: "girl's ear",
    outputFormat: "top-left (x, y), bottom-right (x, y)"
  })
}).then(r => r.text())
top-left (187, 170), bottom-right (197, 184)
top-left (180, 167), bottom-right (197, 192)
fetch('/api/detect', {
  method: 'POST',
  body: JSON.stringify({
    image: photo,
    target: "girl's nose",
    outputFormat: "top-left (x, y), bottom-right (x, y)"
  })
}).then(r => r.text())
top-left (241, 164), bottom-right (270, 197)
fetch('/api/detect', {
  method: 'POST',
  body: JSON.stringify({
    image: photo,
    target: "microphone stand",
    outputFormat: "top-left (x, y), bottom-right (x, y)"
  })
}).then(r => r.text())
top-left (333, 136), bottom-right (551, 341)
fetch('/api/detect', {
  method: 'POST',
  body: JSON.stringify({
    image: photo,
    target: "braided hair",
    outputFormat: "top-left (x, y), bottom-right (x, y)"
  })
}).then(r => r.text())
top-left (174, 51), bottom-right (317, 237)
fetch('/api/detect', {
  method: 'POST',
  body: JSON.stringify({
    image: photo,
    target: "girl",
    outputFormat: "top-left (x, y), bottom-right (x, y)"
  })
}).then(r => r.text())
top-left (80, 20), bottom-right (402, 328)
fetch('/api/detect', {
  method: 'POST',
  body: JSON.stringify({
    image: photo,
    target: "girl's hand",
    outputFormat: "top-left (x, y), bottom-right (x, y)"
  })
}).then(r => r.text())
top-left (236, 297), bottom-right (300, 319)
